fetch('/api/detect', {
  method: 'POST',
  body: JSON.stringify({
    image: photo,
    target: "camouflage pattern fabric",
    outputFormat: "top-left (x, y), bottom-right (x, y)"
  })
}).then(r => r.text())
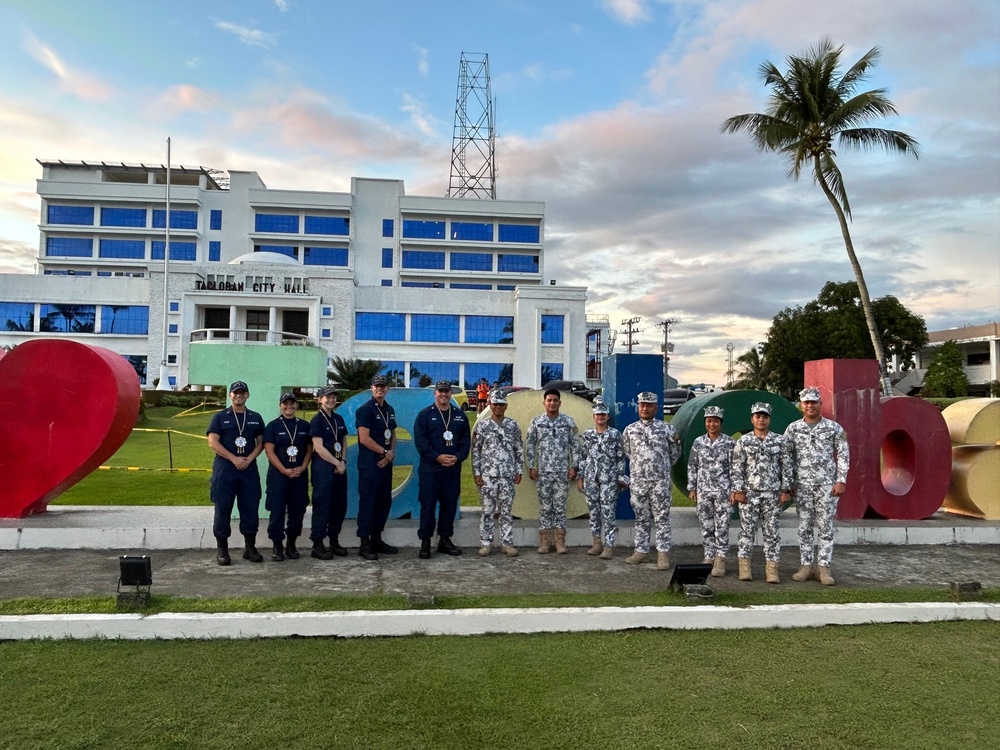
top-left (578, 427), bottom-right (626, 547)
top-left (622, 419), bottom-right (682, 553)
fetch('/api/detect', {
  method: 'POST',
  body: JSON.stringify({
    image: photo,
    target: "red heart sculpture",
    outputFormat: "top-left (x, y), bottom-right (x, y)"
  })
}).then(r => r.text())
top-left (0, 340), bottom-right (140, 518)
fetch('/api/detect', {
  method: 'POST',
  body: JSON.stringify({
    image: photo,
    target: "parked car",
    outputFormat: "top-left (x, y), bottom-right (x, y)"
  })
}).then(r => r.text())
top-left (497, 385), bottom-right (534, 397)
top-left (544, 380), bottom-right (598, 402)
top-left (663, 388), bottom-right (697, 414)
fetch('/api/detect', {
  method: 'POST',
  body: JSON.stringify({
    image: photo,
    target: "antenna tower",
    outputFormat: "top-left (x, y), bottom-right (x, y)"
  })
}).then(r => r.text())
top-left (448, 52), bottom-right (496, 199)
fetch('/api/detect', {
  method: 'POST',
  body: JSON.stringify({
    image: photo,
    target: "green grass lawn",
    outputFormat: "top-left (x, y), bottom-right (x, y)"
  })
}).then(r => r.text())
top-left (0, 622), bottom-right (994, 749)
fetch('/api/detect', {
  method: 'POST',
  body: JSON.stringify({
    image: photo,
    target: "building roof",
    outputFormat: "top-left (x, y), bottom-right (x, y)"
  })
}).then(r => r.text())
top-left (36, 159), bottom-right (227, 190)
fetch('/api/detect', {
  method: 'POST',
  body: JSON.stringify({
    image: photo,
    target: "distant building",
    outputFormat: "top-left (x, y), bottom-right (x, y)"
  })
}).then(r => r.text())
top-left (0, 160), bottom-right (589, 390)
top-left (893, 322), bottom-right (1000, 396)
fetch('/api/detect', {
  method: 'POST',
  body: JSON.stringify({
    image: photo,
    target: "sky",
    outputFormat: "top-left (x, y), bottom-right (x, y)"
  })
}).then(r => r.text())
top-left (1, 0), bottom-right (998, 386)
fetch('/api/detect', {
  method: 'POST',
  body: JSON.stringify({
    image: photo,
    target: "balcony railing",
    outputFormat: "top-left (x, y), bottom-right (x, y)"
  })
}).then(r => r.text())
top-left (190, 328), bottom-right (311, 345)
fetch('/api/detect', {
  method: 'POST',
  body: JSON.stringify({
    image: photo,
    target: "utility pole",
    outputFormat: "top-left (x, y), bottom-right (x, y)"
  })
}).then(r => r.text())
top-left (656, 319), bottom-right (678, 394)
top-left (621, 317), bottom-right (642, 354)
top-left (725, 343), bottom-right (735, 389)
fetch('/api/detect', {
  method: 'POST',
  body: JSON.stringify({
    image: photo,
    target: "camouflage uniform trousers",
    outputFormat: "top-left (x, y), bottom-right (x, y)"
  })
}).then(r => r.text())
top-left (737, 491), bottom-right (781, 562)
top-left (795, 485), bottom-right (838, 567)
top-left (537, 473), bottom-right (570, 529)
top-left (582, 478), bottom-right (618, 547)
top-left (630, 482), bottom-right (672, 554)
top-left (478, 476), bottom-right (516, 548)
top-left (696, 490), bottom-right (731, 560)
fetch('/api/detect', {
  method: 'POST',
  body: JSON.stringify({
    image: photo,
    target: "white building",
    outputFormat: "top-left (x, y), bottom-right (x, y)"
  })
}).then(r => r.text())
top-left (0, 160), bottom-right (593, 390)
top-left (892, 322), bottom-right (1000, 396)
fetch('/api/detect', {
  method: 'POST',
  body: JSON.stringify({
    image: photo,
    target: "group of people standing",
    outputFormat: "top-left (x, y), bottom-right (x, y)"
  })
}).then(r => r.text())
top-left (207, 379), bottom-right (849, 584)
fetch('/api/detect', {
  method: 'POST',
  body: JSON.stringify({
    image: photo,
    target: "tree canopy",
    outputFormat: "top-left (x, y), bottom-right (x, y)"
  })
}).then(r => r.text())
top-left (761, 281), bottom-right (927, 394)
top-left (327, 357), bottom-right (383, 391)
top-left (921, 341), bottom-right (969, 398)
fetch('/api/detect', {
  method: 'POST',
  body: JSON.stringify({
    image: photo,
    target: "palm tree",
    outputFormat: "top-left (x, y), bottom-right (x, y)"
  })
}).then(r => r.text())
top-left (732, 346), bottom-right (772, 391)
top-left (722, 38), bottom-right (919, 395)
top-left (327, 357), bottom-right (383, 391)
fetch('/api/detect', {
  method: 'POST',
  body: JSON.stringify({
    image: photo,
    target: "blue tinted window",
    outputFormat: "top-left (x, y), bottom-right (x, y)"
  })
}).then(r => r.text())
top-left (168, 375), bottom-right (177, 386)
top-left (0, 302), bottom-right (35, 331)
top-left (46, 237), bottom-right (93, 257)
top-left (101, 207), bottom-right (146, 227)
top-left (382, 219), bottom-right (394, 237)
top-left (451, 222), bottom-right (493, 241)
top-left (208, 240), bottom-right (221, 262)
top-left (381, 279), bottom-right (392, 287)
top-left (101, 305), bottom-right (149, 335)
top-left (466, 315), bottom-right (514, 344)
top-left (168, 323), bottom-right (178, 334)
top-left (40, 304), bottom-right (96, 333)
top-left (122, 354), bottom-right (147, 385)
top-left (356, 312), bottom-right (405, 341)
top-left (169, 301), bottom-right (180, 312)
top-left (322, 307), bottom-right (332, 316)
top-left (321, 329), bottom-right (331, 338)
top-left (409, 362), bottom-right (459, 388)
top-left (303, 247), bottom-right (348, 266)
top-left (380, 360), bottom-right (405, 386)
top-left (541, 314), bottom-right (564, 344)
top-left (99, 239), bottom-right (145, 259)
top-left (411, 314), bottom-right (459, 343)
top-left (152, 241), bottom-right (197, 261)
top-left (304, 216), bottom-right (350, 235)
top-left (255, 244), bottom-right (298, 259)
top-left (498, 254), bottom-right (538, 273)
top-left (401, 250), bottom-right (445, 269)
top-left (497, 284), bottom-right (516, 291)
top-left (402, 220), bottom-right (445, 239)
top-left (152, 209), bottom-right (197, 229)
top-left (499, 224), bottom-right (540, 243)
top-left (97, 272), bottom-right (111, 277)
top-left (451, 283), bottom-right (491, 290)
top-left (464, 363), bottom-right (511, 389)
top-left (210, 210), bottom-right (222, 230)
top-left (541, 363), bottom-right (564, 384)
top-left (451, 252), bottom-right (493, 271)
top-left (47, 205), bottom-right (94, 225)
top-left (255, 213), bottom-right (299, 233)
top-left (382, 248), bottom-right (393, 268)
top-left (401, 281), bottom-right (436, 288)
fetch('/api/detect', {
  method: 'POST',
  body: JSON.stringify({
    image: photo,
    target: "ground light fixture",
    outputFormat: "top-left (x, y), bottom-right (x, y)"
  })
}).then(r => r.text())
top-left (117, 555), bottom-right (152, 609)
top-left (668, 563), bottom-right (714, 600)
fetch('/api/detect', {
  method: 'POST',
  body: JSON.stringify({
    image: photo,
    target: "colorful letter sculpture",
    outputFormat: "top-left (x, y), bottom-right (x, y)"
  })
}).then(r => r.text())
top-left (0, 340), bottom-right (140, 518)
top-left (941, 398), bottom-right (1000, 519)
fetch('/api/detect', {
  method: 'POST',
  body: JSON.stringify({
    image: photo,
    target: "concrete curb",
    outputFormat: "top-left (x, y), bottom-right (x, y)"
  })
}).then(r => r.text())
top-left (1, 602), bottom-right (996, 641)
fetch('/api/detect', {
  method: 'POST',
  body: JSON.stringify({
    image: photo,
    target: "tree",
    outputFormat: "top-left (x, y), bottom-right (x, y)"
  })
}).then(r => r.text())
top-left (732, 346), bottom-right (772, 390)
top-left (761, 281), bottom-right (927, 394)
top-left (921, 341), bottom-right (969, 398)
top-left (722, 38), bottom-right (919, 394)
top-left (327, 357), bottom-right (383, 390)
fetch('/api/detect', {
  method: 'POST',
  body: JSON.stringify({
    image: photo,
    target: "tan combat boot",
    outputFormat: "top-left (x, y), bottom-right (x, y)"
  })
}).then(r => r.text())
top-left (554, 528), bottom-right (568, 554)
top-left (478, 546), bottom-right (491, 557)
top-left (624, 550), bottom-right (648, 565)
top-left (536, 529), bottom-right (550, 554)
top-left (818, 566), bottom-right (836, 586)
top-left (765, 560), bottom-right (780, 584)
top-left (587, 535), bottom-right (603, 556)
top-left (599, 545), bottom-right (614, 560)
top-left (711, 556), bottom-right (726, 578)
top-left (792, 565), bottom-right (814, 582)
top-left (738, 557), bottom-right (752, 581)
top-left (500, 545), bottom-right (519, 557)
top-left (656, 551), bottom-right (671, 571)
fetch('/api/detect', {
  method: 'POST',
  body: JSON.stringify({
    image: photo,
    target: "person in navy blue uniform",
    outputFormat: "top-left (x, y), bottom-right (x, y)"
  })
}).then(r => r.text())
top-left (263, 392), bottom-right (313, 562)
top-left (206, 380), bottom-right (266, 566)
top-left (309, 385), bottom-right (349, 560)
top-left (414, 380), bottom-right (471, 559)
top-left (355, 374), bottom-right (398, 560)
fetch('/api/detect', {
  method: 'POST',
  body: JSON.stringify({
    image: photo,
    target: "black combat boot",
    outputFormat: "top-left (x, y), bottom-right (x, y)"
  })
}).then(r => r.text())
top-left (311, 539), bottom-right (333, 560)
top-left (242, 534), bottom-right (263, 563)
top-left (372, 534), bottom-right (398, 554)
top-left (216, 538), bottom-right (231, 566)
top-left (271, 541), bottom-right (285, 562)
top-left (285, 536), bottom-right (301, 559)
top-left (329, 537), bottom-right (348, 557)
top-left (419, 538), bottom-right (432, 559)
top-left (437, 536), bottom-right (462, 556)
top-left (359, 536), bottom-right (379, 561)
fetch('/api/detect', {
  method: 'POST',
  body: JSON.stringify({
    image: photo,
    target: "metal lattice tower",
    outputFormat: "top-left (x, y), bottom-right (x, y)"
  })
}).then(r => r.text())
top-left (448, 52), bottom-right (496, 199)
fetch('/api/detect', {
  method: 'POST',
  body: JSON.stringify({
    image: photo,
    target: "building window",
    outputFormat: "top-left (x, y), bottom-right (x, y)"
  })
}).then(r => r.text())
top-left (381, 279), bottom-right (392, 287)
top-left (450, 283), bottom-right (491, 290)
top-left (210, 209), bottom-right (222, 230)
top-left (98, 239), bottom-right (145, 259)
top-left (123, 354), bottom-right (147, 385)
top-left (541, 314), bottom-right (564, 344)
top-left (168, 323), bottom-right (179, 334)
top-left (401, 281), bottom-right (436, 288)
top-left (152, 241), bottom-right (197, 261)
top-left (382, 219), bottom-right (394, 237)
top-left (168, 376), bottom-right (177, 386)
top-left (464, 363), bottom-right (512, 389)
top-left (167, 354), bottom-right (177, 364)
top-left (409, 362), bottom-right (459, 388)
top-left (304, 216), bottom-right (349, 235)
top-left (380, 360), bottom-right (405, 386)
top-left (382, 248), bottom-right (393, 268)
top-left (541, 363), bottom-right (564, 384)
top-left (401, 250), bottom-right (445, 269)
top-left (451, 252), bottom-right (493, 271)
top-left (497, 284), bottom-right (516, 291)
top-left (0, 302), bottom-right (35, 331)
top-left (411, 314), bottom-right (459, 343)
top-left (101, 305), bottom-right (149, 335)
top-left (47, 205), bottom-right (94, 225)
top-left (169, 301), bottom-right (180, 313)
top-left (255, 244), bottom-right (298, 259)
top-left (303, 246), bottom-right (348, 266)
top-left (322, 306), bottom-right (332, 316)
top-left (402, 220), bottom-right (445, 239)
top-left (46, 237), bottom-right (93, 257)
top-left (321, 328), bottom-right (331, 338)
top-left (498, 254), bottom-right (539, 273)
top-left (39, 304), bottom-right (96, 333)
top-left (451, 222), bottom-right (493, 241)
top-left (254, 213), bottom-right (300, 233)
top-left (152, 209), bottom-right (198, 229)
top-left (356, 312), bottom-right (405, 341)
top-left (498, 224), bottom-right (540, 243)
top-left (209, 240), bottom-right (221, 262)
top-left (100, 207), bottom-right (147, 227)
top-left (466, 315), bottom-right (514, 344)
top-left (282, 276), bottom-right (308, 293)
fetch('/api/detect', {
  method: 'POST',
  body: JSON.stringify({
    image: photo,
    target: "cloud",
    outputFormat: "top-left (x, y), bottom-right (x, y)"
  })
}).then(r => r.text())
top-left (148, 85), bottom-right (222, 118)
top-left (601, 0), bottom-right (650, 24)
top-left (400, 93), bottom-right (438, 138)
top-left (275, 0), bottom-right (290, 11)
top-left (21, 32), bottom-right (113, 101)
top-left (215, 21), bottom-right (278, 48)
top-left (412, 44), bottom-right (429, 76)
top-left (0, 238), bottom-right (35, 274)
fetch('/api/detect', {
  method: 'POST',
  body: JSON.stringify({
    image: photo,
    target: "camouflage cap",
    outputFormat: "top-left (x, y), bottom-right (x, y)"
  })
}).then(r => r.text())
top-left (703, 405), bottom-right (724, 420)
top-left (751, 401), bottom-right (772, 416)
top-left (799, 387), bottom-right (821, 402)
top-left (637, 391), bottom-right (658, 404)
top-left (592, 397), bottom-right (610, 414)
top-left (488, 390), bottom-right (507, 405)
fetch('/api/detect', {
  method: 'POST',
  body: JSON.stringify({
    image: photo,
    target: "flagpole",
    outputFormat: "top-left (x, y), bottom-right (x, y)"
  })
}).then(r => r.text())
top-left (157, 136), bottom-right (173, 390)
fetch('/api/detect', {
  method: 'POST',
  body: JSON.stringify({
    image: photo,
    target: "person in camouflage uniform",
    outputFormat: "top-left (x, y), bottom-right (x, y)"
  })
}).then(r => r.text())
top-left (621, 391), bottom-right (682, 570)
top-left (784, 387), bottom-right (850, 586)
top-left (730, 402), bottom-right (792, 584)
top-left (687, 405), bottom-right (735, 577)
top-left (471, 390), bottom-right (524, 557)
top-left (576, 397), bottom-right (627, 560)
top-left (526, 388), bottom-right (580, 554)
